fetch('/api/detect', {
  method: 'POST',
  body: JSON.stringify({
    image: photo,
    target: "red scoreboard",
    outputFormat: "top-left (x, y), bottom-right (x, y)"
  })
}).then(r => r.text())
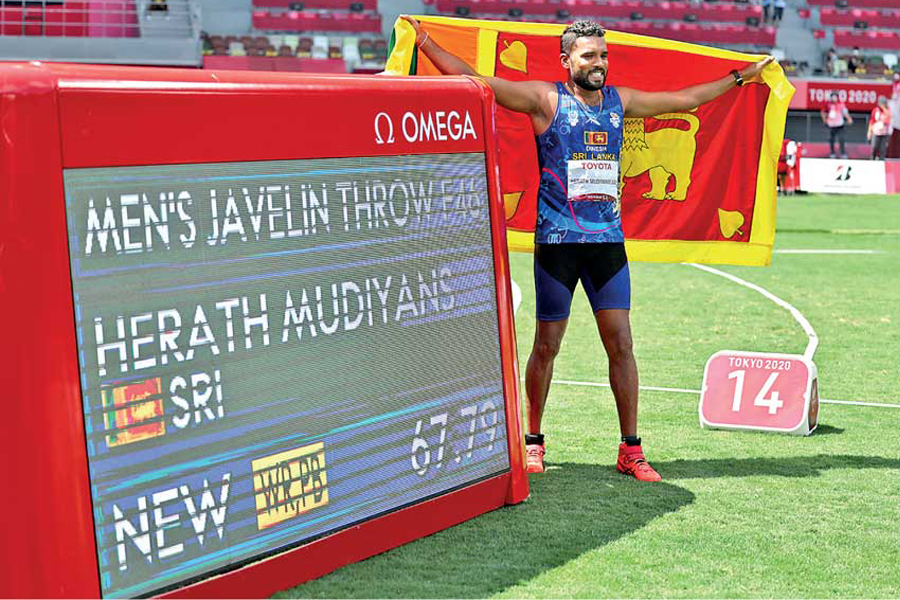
top-left (0, 62), bottom-right (528, 598)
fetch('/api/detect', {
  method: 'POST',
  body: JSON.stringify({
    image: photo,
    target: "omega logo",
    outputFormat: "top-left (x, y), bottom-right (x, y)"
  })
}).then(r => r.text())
top-left (374, 110), bottom-right (478, 144)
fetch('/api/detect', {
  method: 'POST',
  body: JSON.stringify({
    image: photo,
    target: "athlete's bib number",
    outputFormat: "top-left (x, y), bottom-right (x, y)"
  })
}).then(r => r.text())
top-left (567, 160), bottom-right (619, 203)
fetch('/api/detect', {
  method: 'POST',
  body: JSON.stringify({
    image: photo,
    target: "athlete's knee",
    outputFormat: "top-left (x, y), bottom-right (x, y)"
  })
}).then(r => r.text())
top-left (532, 333), bottom-right (563, 362)
top-left (605, 329), bottom-right (634, 363)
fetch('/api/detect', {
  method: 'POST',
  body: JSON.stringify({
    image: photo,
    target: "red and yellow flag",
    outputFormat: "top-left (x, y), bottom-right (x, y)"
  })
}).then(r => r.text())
top-left (386, 16), bottom-right (795, 266)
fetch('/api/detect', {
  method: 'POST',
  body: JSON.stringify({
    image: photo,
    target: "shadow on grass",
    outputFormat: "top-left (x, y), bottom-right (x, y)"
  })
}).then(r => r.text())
top-left (813, 424), bottom-right (845, 435)
top-left (655, 453), bottom-right (900, 480)
top-left (275, 454), bottom-right (900, 598)
top-left (273, 463), bottom-right (695, 599)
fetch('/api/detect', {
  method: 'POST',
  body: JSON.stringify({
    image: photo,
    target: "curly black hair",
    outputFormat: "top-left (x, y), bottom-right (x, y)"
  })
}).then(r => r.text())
top-left (560, 20), bottom-right (606, 54)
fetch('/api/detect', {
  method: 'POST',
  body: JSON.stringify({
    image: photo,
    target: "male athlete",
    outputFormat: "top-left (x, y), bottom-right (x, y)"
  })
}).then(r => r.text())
top-left (403, 17), bottom-right (772, 481)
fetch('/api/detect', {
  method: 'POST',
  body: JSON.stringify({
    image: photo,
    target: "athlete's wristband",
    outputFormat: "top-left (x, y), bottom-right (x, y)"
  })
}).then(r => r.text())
top-left (730, 69), bottom-right (744, 87)
top-left (417, 30), bottom-right (429, 48)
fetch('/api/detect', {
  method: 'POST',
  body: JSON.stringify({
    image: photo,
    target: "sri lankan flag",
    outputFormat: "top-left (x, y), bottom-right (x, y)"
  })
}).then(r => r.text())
top-left (385, 16), bottom-right (795, 266)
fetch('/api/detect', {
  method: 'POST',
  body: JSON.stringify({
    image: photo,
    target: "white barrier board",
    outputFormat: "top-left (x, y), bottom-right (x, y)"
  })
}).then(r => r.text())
top-left (799, 158), bottom-right (887, 194)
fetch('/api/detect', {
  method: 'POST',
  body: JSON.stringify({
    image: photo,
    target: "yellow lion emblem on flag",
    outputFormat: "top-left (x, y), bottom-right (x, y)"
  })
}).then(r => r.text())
top-left (620, 112), bottom-right (700, 201)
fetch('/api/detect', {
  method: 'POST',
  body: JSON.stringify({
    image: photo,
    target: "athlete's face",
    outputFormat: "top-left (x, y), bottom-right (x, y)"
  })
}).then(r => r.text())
top-left (561, 36), bottom-right (609, 92)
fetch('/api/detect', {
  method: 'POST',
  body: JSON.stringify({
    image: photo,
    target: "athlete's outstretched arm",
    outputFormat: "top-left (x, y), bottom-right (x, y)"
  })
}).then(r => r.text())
top-left (618, 56), bottom-right (774, 118)
top-left (401, 15), bottom-right (553, 126)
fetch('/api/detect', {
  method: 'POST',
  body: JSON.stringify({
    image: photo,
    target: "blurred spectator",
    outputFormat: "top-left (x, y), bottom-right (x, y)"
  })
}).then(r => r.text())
top-left (761, 0), bottom-right (771, 24)
top-left (825, 48), bottom-right (837, 75)
top-left (821, 92), bottom-right (853, 158)
top-left (887, 74), bottom-right (900, 158)
top-left (867, 96), bottom-right (892, 160)
top-left (148, 0), bottom-right (168, 12)
top-left (831, 56), bottom-right (848, 78)
top-left (773, 0), bottom-right (786, 24)
top-left (847, 47), bottom-right (863, 74)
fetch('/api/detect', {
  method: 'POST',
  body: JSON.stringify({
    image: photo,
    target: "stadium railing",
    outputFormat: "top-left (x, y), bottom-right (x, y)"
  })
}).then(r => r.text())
top-left (0, 0), bottom-right (202, 65)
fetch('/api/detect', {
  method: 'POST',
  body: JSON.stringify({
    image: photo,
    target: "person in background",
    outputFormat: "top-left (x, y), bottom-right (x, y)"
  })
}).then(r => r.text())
top-left (867, 96), bottom-right (892, 160)
top-left (832, 55), bottom-right (848, 77)
top-left (761, 0), bottom-right (772, 24)
top-left (824, 48), bottom-right (837, 75)
top-left (822, 92), bottom-right (852, 158)
top-left (773, 0), bottom-right (786, 24)
top-left (847, 47), bottom-right (863, 74)
top-left (887, 75), bottom-right (900, 159)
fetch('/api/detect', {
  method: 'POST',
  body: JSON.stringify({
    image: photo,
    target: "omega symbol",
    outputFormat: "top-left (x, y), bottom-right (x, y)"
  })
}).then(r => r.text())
top-left (374, 112), bottom-right (395, 145)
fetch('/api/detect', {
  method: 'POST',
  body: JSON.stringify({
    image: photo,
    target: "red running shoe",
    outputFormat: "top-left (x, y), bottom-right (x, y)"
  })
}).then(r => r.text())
top-left (525, 443), bottom-right (545, 473)
top-left (616, 442), bottom-right (661, 482)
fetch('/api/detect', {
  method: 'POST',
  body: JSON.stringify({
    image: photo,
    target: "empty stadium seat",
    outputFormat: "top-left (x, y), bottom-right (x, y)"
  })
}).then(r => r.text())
top-left (297, 36), bottom-right (313, 57)
top-left (343, 36), bottom-right (361, 63)
top-left (373, 38), bottom-right (387, 59)
top-left (358, 38), bottom-right (375, 60)
top-left (328, 38), bottom-right (343, 59)
top-left (312, 34), bottom-right (329, 59)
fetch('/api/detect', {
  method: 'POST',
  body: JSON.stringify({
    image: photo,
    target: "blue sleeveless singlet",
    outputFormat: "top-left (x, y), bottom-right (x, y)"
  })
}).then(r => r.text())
top-left (535, 83), bottom-right (625, 244)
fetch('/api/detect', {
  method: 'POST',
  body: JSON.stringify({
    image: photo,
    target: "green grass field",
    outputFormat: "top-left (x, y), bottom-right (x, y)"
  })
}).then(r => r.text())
top-left (276, 193), bottom-right (900, 598)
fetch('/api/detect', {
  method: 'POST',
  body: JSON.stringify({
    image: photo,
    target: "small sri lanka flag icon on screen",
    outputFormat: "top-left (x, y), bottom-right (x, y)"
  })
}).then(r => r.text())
top-left (102, 377), bottom-right (165, 448)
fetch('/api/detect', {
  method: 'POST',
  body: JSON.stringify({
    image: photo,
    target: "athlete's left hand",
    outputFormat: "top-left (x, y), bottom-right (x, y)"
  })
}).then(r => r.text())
top-left (740, 56), bottom-right (775, 83)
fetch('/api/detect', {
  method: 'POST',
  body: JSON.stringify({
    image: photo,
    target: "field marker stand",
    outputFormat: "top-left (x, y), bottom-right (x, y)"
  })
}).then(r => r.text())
top-left (699, 349), bottom-right (819, 436)
top-left (696, 274), bottom-right (820, 436)
top-left (693, 262), bottom-right (820, 436)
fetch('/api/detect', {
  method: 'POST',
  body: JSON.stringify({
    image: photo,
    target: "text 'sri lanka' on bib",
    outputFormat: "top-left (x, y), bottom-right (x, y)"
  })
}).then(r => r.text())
top-left (567, 159), bottom-right (619, 203)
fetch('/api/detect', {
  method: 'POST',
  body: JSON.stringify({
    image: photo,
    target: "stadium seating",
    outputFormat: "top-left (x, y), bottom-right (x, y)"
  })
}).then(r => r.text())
top-left (819, 8), bottom-right (900, 30)
top-left (203, 31), bottom-right (386, 63)
top-left (806, 0), bottom-right (897, 8)
top-left (430, 0), bottom-right (774, 48)
top-left (608, 20), bottom-right (777, 46)
top-left (252, 0), bottom-right (378, 9)
top-left (832, 28), bottom-right (900, 50)
top-left (435, 0), bottom-right (764, 24)
top-left (251, 10), bottom-right (381, 32)
top-left (201, 28), bottom-right (379, 72)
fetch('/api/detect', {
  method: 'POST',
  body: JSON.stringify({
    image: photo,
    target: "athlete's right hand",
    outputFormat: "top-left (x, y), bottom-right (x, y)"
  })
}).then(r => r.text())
top-left (400, 15), bottom-right (426, 46)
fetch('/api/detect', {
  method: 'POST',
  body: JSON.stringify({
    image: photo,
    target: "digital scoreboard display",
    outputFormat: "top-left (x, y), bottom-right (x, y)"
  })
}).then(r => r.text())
top-left (63, 153), bottom-right (511, 597)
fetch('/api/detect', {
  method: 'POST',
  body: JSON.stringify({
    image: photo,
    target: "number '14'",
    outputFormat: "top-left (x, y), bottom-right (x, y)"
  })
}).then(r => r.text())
top-left (728, 370), bottom-right (785, 415)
